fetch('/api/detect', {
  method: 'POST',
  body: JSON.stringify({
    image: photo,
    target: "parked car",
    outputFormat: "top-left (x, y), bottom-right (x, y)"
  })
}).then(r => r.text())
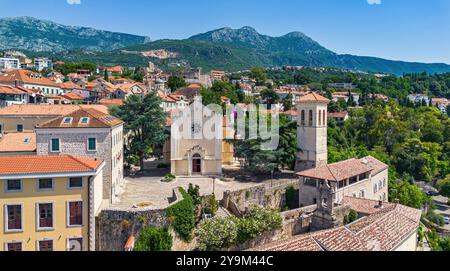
top-left (445, 217), bottom-right (450, 225)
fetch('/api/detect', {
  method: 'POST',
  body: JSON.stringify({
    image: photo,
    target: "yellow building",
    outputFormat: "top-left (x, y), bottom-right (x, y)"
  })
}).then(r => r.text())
top-left (0, 155), bottom-right (104, 251)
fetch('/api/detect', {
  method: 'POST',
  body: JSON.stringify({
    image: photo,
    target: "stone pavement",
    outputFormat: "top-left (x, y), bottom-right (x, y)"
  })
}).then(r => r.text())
top-left (111, 175), bottom-right (283, 210)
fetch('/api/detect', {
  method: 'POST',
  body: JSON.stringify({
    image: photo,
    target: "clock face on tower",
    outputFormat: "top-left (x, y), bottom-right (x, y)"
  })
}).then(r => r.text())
top-left (192, 122), bottom-right (202, 135)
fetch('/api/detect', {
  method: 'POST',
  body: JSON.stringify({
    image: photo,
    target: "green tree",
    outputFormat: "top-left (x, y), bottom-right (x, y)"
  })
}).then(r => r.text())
top-left (134, 227), bottom-right (173, 251)
top-left (250, 67), bottom-right (267, 83)
top-left (389, 181), bottom-right (430, 208)
top-left (110, 92), bottom-right (167, 171)
top-left (168, 76), bottom-right (187, 91)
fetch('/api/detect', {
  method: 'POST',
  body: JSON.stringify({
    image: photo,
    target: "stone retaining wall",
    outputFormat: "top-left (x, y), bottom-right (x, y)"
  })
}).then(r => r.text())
top-left (96, 188), bottom-right (183, 251)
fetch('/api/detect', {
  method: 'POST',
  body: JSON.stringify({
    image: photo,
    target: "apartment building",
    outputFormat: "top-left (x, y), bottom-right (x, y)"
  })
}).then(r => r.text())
top-left (0, 155), bottom-right (104, 251)
top-left (35, 107), bottom-right (124, 204)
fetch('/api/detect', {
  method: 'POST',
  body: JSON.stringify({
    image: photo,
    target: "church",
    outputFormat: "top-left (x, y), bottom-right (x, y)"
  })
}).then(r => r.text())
top-left (168, 97), bottom-right (234, 177)
top-left (167, 93), bottom-right (388, 206)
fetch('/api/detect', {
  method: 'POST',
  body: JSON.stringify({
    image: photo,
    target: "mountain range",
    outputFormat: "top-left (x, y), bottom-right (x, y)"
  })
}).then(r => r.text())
top-left (1, 17), bottom-right (450, 75)
top-left (0, 17), bottom-right (151, 52)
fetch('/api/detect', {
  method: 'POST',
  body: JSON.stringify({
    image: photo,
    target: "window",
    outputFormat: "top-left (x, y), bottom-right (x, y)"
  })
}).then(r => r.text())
top-left (301, 110), bottom-right (305, 125)
top-left (16, 124), bottom-right (24, 132)
top-left (51, 138), bottom-right (60, 152)
top-left (62, 117), bottom-right (73, 124)
top-left (338, 180), bottom-right (346, 189)
top-left (359, 173), bottom-right (367, 181)
top-left (378, 181), bottom-right (383, 190)
top-left (323, 110), bottom-right (326, 126)
top-left (6, 180), bottom-right (21, 192)
top-left (374, 184), bottom-right (378, 193)
top-left (349, 176), bottom-right (358, 185)
top-left (87, 138), bottom-right (96, 151)
top-left (318, 110), bottom-right (322, 126)
top-left (38, 179), bottom-right (53, 191)
top-left (360, 190), bottom-right (365, 198)
top-left (308, 110), bottom-right (313, 126)
top-left (383, 178), bottom-right (386, 188)
top-left (38, 203), bottom-right (53, 229)
top-left (79, 117), bottom-right (90, 124)
top-left (68, 201), bottom-right (83, 226)
top-left (6, 205), bottom-right (22, 231)
top-left (38, 240), bottom-right (53, 251)
top-left (69, 177), bottom-right (83, 189)
top-left (6, 242), bottom-right (22, 251)
top-left (0, 124), bottom-right (3, 134)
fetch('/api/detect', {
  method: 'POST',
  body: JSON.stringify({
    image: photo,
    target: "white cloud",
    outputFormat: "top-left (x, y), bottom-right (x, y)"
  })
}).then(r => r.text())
top-left (67, 0), bottom-right (81, 5)
top-left (367, 0), bottom-right (382, 4)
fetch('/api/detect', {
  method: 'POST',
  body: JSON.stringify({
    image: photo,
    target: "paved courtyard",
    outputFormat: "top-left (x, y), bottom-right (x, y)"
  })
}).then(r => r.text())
top-left (111, 175), bottom-right (286, 209)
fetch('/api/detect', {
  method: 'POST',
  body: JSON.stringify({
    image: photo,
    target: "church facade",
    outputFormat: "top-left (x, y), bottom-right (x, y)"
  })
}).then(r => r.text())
top-left (169, 98), bottom-right (227, 177)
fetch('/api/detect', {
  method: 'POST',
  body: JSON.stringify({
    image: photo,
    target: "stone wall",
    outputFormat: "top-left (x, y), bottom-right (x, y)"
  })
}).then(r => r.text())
top-left (228, 205), bottom-right (317, 251)
top-left (96, 188), bottom-right (183, 251)
top-left (221, 181), bottom-right (299, 215)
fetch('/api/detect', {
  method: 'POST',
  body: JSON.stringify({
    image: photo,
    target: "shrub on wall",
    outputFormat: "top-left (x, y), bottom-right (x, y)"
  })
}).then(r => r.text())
top-left (344, 210), bottom-right (359, 224)
top-left (134, 227), bottom-right (173, 251)
top-left (167, 188), bottom-right (195, 241)
top-left (196, 205), bottom-right (283, 251)
top-left (196, 216), bottom-right (240, 251)
top-left (204, 194), bottom-right (219, 217)
top-left (237, 205), bottom-right (283, 244)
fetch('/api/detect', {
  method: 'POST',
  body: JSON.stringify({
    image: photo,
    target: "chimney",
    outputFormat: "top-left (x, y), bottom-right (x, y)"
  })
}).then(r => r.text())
top-left (378, 200), bottom-right (384, 208)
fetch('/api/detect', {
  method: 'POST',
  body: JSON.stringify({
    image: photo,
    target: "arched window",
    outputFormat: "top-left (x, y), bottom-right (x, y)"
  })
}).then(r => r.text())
top-left (301, 110), bottom-right (305, 125)
top-left (309, 110), bottom-right (313, 126)
top-left (318, 110), bottom-right (322, 126)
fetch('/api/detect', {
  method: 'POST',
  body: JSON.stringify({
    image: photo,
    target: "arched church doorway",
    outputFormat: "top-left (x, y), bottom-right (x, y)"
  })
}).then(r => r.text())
top-left (192, 154), bottom-right (202, 174)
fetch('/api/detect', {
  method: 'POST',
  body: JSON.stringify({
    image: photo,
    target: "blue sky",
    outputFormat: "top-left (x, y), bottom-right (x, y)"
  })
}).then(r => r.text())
top-left (0, 0), bottom-right (449, 64)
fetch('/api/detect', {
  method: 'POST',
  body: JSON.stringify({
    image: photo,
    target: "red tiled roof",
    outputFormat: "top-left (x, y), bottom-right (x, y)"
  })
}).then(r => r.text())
top-left (297, 158), bottom-right (371, 181)
top-left (253, 198), bottom-right (421, 251)
top-left (0, 69), bottom-right (59, 87)
top-left (0, 84), bottom-right (26, 95)
top-left (61, 92), bottom-right (84, 101)
top-left (36, 107), bottom-right (123, 128)
top-left (0, 155), bottom-right (103, 175)
top-left (0, 104), bottom-right (109, 116)
top-left (328, 111), bottom-right (348, 119)
top-left (298, 93), bottom-right (330, 104)
top-left (0, 132), bottom-right (36, 153)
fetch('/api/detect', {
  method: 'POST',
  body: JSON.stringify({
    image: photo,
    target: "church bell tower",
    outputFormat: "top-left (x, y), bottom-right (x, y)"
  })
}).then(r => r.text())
top-left (295, 93), bottom-right (330, 172)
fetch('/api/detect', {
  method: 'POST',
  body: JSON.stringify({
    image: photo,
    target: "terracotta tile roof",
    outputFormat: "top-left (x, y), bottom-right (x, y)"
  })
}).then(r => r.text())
top-left (36, 107), bottom-right (123, 128)
top-left (342, 196), bottom-right (393, 215)
top-left (328, 111), bottom-right (348, 119)
top-left (253, 198), bottom-right (421, 251)
top-left (0, 69), bottom-right (59, 87)
top-left (0, 132), bottom-right (36, 153)
top-left (0, 104), bottom-right (108, 116)
top-left (296, 157), bottom-right (373, 181)
top-left (298, 92), bottom-right (330, 104)
top-left (249, 233), bottom-right (323, 251)
top-left (59, 81), bottom-right (82, 90)
top-left (0, 155), bottom-right (103, 176)
top-left (187, 83), bottom-right (202, 89)
top-left (0, 84), bottom-right (26, 95)
top-left (361, 156), bottom-right (388, 175)
top-left (61, 92), bottom-right (84, 101)
top-left (99, 98), bottom-right (124, 107)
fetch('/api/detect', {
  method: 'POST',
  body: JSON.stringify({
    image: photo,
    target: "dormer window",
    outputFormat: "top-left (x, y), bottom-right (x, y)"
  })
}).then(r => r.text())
top-left (79, 117), bottom-right (90, 124)
top-left (62, 117), bottom-right (73, 124)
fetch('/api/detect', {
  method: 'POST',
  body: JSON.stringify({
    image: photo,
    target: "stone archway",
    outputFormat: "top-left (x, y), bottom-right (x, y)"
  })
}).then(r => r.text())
top-left (187, 145), bottom-right (206, 176)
